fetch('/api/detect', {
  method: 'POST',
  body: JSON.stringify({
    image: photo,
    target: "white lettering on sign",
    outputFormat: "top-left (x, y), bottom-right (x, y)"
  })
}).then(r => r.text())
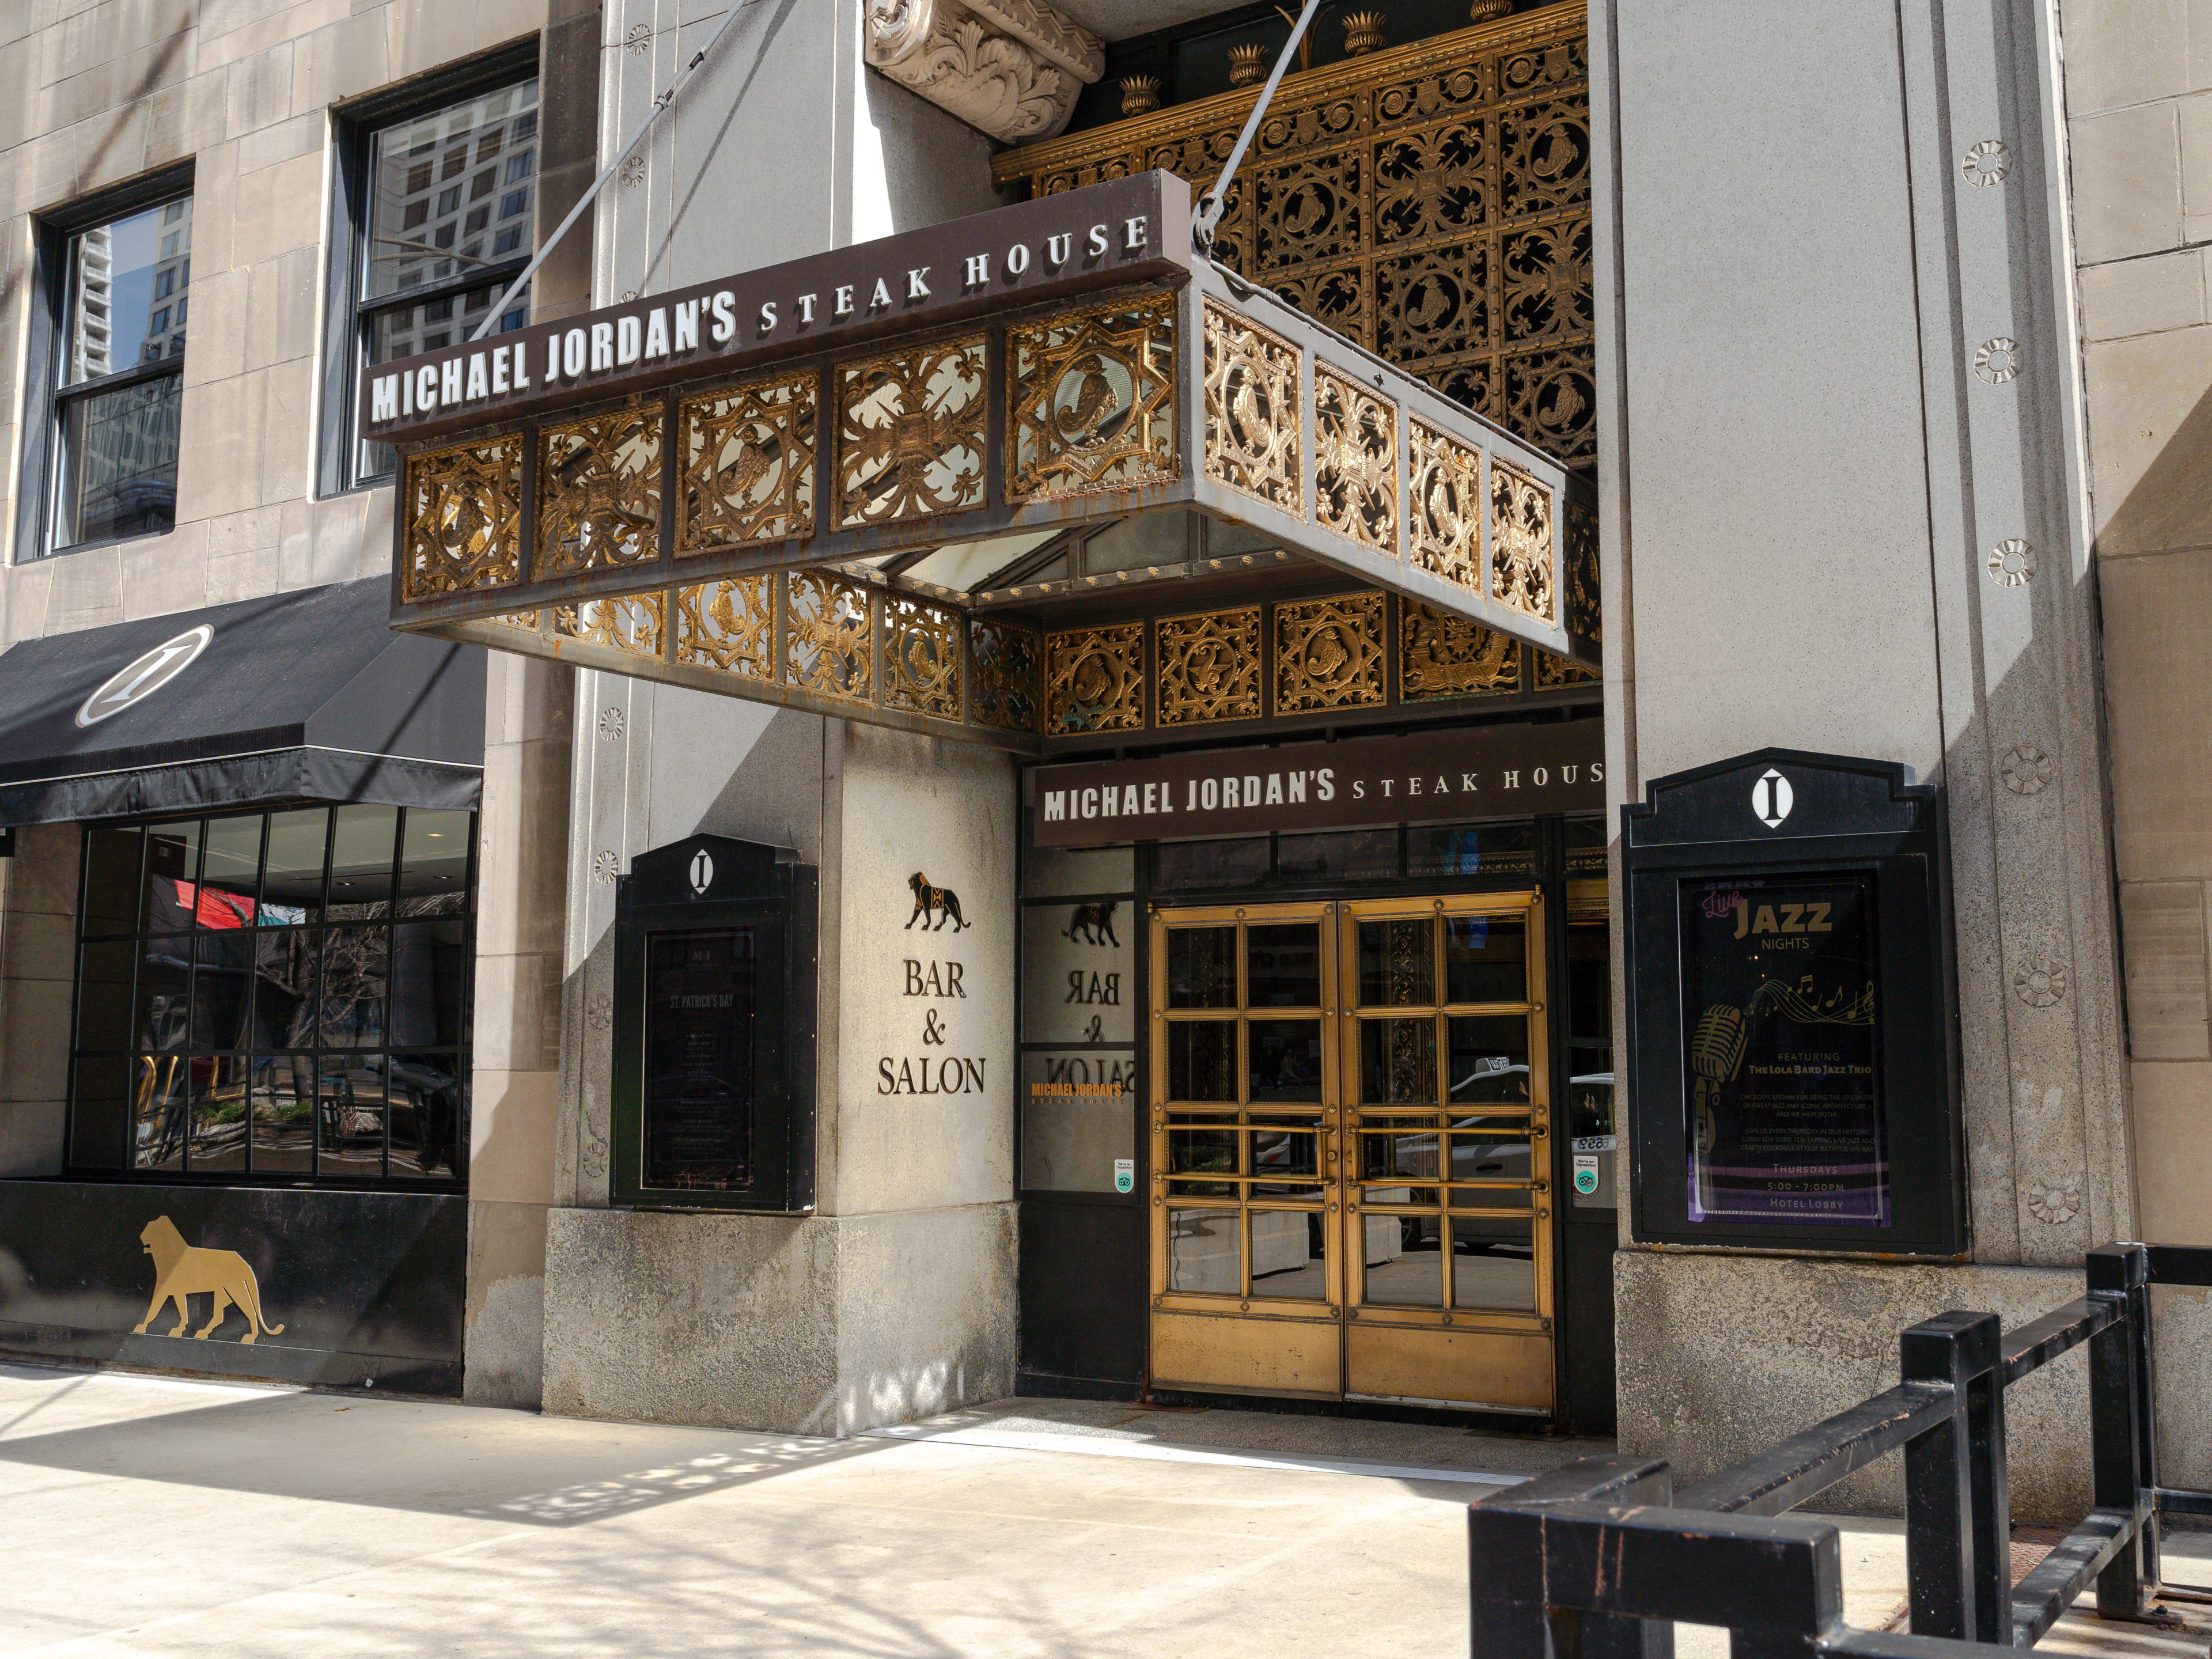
top-left (361, 181), bottom-right (1176, 435)
top-left (1044, 791), bottom-right (1066, 822)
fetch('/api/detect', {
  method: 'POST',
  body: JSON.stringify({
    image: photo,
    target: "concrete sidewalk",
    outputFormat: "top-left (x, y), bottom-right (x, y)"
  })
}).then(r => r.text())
top-left (0, 1362), bottom-right (2202, 1657)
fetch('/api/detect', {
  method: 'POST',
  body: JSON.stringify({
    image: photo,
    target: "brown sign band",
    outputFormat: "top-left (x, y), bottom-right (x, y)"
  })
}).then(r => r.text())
top-left (361, 172), bottom-right (1191, 447)
top-left (1031, 721), bottom-right (1604, 847)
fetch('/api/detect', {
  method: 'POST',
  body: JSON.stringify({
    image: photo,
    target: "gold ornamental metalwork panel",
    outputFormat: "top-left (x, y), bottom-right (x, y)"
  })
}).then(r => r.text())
top-left (994, 7), bottom-right (1594, 471)
top-left (552, 593), bottom-right (664, 658)
top-left (1537, 495), bottom-right (1599, 691)
top-left (1009, 294), bottom-right (1180, 503)
top-left (1156, 607), bottom-right (1262, 725)
top-left (1314, 366), bottom-right (1397, 552)
top-left (402, 434), bottom-right (525, 601)
top-left (883, 596), bottom-right (964, 719)
top-left (1488, 457), bottom-right (1555, 624)
top-left (678, 371), bottom-right (817, 553)
top-left (539, 410), bottom-right (663, 575)
top-left (1047, 623), bottom-right (1145, 734)
top-left (1274, 592), bottom-right (1386, 713)
top-left (838, 338), bottom-right (987, 527)
top-left (1400, 597), bottom-right (1520, 699)
top-left (969, 619), bottom-right (1044, 733)
top-left (1408, 418), bottom-right (1484, 596)
top-left (673, 576), bottom-right (775, 680)
top-left (1202, 303), bottom-right (1302, 513)
top-left (785, 570), bottom-right (873, 703)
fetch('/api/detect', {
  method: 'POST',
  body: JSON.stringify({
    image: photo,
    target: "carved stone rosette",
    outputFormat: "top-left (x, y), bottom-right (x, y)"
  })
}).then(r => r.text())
top-left (865, 0), bottom-right (1105, 143)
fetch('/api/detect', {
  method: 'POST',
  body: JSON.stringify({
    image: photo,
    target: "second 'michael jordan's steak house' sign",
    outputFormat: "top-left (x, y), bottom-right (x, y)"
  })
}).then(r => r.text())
top-left (1032, 722), bottom-right (1603, 848)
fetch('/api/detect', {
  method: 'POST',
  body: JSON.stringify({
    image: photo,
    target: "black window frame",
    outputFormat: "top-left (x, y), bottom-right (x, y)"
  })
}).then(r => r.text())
top-left (65, 802), bottom-right (480, 1191)
top-left (14, 160), bottom-right (197, 565)
top-left (320, 38), bottom-right (541, 498)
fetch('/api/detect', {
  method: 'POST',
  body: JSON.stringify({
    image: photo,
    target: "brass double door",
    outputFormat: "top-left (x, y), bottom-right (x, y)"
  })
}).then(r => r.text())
top-left (1148, 895), bottom-right (1555, 1414)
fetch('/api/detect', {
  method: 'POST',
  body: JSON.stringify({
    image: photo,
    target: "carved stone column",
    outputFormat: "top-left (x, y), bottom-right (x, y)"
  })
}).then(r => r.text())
top-left (865, 0), bottom-right (1105, 143)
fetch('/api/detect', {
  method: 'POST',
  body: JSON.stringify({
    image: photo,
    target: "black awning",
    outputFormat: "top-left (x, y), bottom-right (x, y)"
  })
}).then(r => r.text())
top-left (0, 578), bottom-right (485, 825)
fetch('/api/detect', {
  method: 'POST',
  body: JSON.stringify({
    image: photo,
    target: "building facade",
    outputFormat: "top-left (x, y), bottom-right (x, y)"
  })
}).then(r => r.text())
top-left (0, 0), bottom-right (2201, 1514)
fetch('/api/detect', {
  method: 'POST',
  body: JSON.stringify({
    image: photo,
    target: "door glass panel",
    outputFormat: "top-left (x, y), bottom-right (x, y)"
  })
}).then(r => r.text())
top-left (1167, 927), bottom-right (1237, 1007)
top-left (1444, 914), bottom-right (1526, 1003)
top-left (1246, 922), bottom-right (1320, 1007)
top-left (1447, 1016), bottom-right (1531, 1107)
top-left (1360, 1017), bottom-right (1437, 1105)
top-left (1277, 829), bottom-right (1398, 882)
top-left (1361, 1128), bottom-right (1442, 1180)
top-left (1249, 1125), bottom-right (1319, 1190)
top-left (1168, 1126), bottom-right (1237, 1175)
top-left (1452, 1215), bottom-right (1536, 1310)
top-left (1168, 1208), bottom-right (1240, 1293)
top-left (1156, 838), bottom-right (1269, 891)
top-left (1407, 820), bottom-right (1537, 878)
top-left (1449, 1184), bottom-right (1533, 1210)
top-left (1363, 1215), bottom-right (1445, 1306)
top-left (1449, 1122), bottom-right (1532, 1178)
top-left (1359, 918), bottom-right (1434, 1005)
top-left (1249, 1019), bottom-right (1321, 1101)
top-left (1249, 1210), bottom-right (1326, 1298)
top-left (1166, 1021), bottom-right (1235, 1101)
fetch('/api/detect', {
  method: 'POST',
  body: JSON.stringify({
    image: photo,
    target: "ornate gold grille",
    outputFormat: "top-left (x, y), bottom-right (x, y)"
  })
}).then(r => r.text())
top-left (1156, 607), bottom-right (1262, 725)
top-left (1489, 457), bottom-right (1555, 624)
top-left (785, 570), bottom-right (873, 702)
top-left (402, 435), bottom-right (525, 602)
top-left (838, 339), bottom-right (988, 527)
top-left (1402, 597), bottom-right (1520, 699)
top-left (673, 576), bottom-right (775, 680)
top-left (1411, 423), bottom-right (1487, 607)
top-left (1009, 294), bottom-right (1180, 503)
top-left (539, 410), bottom-right (662, 574)
top-left (1314, 366), bottom-right (1397, 552)
top-left (1202, 303), bottom-right (1302, 511)
top-left (552, 593), bottom-right (664, 658)
top-left (884, 596), bottom-right (964, 718)
top-left (1047, 623), bottom-right (1146, 734)
top-left (994, 3), bottom-right (1593, 469)
top-left (970, 619), bottom-right (1044, 733)
top-left (678, 372), bottom-right (816, 553)
top-left (1275, 592), bottom-right (1387, 712)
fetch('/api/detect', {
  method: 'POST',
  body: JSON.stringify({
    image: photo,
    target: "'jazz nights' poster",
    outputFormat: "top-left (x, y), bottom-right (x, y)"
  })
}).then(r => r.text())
top-left (1678, 873), bottom-right (1888, 1226)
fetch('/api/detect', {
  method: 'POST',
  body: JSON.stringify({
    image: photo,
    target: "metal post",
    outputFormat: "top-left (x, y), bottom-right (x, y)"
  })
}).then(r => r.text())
top-left (1899, 1310), bottom-right (2002, 1640)
top-left (2088, 1244), bottom-right (2150, 1619)
top-left (2130, 1245), bottom-right (2162, 1593)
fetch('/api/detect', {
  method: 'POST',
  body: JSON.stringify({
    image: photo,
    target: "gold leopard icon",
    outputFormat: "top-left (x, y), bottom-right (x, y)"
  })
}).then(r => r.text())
top-left (132, 1216), bottom-right (285, 1343)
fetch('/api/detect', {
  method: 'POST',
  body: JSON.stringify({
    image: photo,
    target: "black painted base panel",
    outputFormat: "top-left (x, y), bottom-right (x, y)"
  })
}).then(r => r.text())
top-left (1015, 1367), bottom-right (1143, 1403)
top-left (0, 1179), bottom-right (466, 1397)
top-left (0, 1323), bottom-right (461, 1393)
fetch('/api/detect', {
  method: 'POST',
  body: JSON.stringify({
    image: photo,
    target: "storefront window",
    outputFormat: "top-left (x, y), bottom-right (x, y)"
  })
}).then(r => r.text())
top-left (68, 805), bottom-right (475, 1184)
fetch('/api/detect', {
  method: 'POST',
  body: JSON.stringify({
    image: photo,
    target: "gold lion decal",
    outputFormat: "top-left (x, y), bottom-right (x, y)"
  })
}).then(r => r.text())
top-left (133, 1216), bottom-right (284, 1343)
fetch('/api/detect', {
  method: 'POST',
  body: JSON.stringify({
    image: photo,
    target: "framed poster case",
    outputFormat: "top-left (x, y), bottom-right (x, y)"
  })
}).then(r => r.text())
top-left (611, 835), bottom-right (817, 1212)
top-left (1621, 751), bottom-right (1964, 1256)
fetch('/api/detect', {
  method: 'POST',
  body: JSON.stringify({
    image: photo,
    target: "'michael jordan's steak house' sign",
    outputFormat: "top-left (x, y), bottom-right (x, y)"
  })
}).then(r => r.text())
top-left (1032, 722), bottom-right (1603, 847)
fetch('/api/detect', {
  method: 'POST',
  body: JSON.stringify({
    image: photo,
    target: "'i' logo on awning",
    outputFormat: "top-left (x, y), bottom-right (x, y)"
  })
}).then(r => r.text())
top-left (1752, 768), bottom-right (1794, 830)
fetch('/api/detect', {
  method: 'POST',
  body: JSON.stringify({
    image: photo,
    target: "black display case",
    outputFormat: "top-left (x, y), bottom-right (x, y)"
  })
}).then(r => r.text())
top-left (611, 835), bottom-right (816, 1212)
top-left (1620, 750), bottom-right (1964, 1257)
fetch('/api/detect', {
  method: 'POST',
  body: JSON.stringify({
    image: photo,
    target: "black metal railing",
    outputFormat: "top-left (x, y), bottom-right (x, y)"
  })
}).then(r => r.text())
top-left (1469, 1244), bottom-right (2212, 1659)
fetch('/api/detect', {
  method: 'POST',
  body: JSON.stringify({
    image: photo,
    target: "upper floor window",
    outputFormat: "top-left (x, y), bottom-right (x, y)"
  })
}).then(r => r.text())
top-left (51, 195), bottom-right (192, 551)
top-left (329, 71), bottom-right (539, 491)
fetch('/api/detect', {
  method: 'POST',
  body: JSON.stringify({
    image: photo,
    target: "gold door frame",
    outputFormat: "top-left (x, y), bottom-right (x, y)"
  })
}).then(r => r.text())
top-left (1338, 892), bottom-right (1554, 1413)
top-left (1147, 892), bottom-right (1555, 1413)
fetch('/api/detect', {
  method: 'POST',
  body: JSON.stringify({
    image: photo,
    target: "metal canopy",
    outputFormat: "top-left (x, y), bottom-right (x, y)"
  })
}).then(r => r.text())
top-left (378, 172), bottom-right (1594, 752)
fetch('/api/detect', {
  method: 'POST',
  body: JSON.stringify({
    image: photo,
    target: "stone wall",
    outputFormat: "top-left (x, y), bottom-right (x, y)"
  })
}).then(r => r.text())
top-left (2063, 0), bottom-right (2212, 1249)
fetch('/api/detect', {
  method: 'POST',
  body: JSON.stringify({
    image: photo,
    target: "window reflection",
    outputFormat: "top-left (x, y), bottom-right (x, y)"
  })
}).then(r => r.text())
top-left (69, 807), bottom-right (475, 1184)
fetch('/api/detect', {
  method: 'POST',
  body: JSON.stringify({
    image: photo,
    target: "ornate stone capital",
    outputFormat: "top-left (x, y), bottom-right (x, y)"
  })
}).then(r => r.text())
top-left (865, 0), bottom-right (1104, 143)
